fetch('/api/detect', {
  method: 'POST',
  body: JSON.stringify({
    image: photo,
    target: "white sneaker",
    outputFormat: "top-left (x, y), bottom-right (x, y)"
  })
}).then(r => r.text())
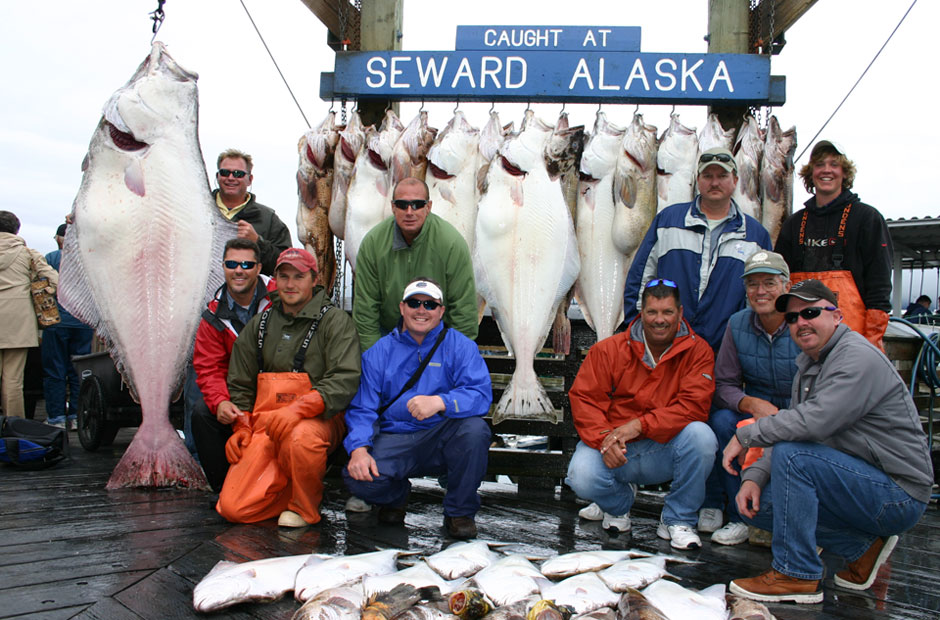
top-left (602, 512), bottom-right (631, 533)
top-left (712, 521), bottom-right (749, 545)
top-left (697, 507), bottom-right (723, 533)
top-left (345, 496), bottom-right (372, 513)
top-left (578, 502), bottom-right (604, 520)
top-left (657, 521), bottom-right (702, 550)
top-left (277, 510), bottom-right (309, 528)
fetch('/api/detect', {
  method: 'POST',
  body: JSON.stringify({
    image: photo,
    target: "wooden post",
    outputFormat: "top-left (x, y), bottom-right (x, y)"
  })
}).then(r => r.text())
top-left (707, 0), bottom-right (750, 134)
top-left (358, 0), bottom-right (403, 127)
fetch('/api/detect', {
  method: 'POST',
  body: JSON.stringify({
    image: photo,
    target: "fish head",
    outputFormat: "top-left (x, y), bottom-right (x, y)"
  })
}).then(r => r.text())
top-left (299, 112), bottom-right (339, 174)
top-left (192, 565), bottom-right (256, 612)
top-left (338, 111), bottom-right (368, 164)
top-left (580, 113), bottom-right (626, 179)
top-left (501, 114), bottom-right (552, 173)
top-left (428, 113), bottom-right (480, 178)
top-left (545, 121), bottom-right (585, 181)
top-left (619, 114), bottom-right (659, 175)
top-left (479, 111), bottom-right (508, 162)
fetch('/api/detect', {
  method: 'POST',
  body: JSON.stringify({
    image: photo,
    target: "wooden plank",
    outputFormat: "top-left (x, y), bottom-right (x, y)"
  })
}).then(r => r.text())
top-left (753, 0), bottom-right (819, 46)
top-left (70, 598), bottom-right (143, 620)
top-left (0, 571), bottom-right (151, 619)
top-left (358, 0), bottom-right (402, 126)
top-left (707, 0), bottom-right (750, 132)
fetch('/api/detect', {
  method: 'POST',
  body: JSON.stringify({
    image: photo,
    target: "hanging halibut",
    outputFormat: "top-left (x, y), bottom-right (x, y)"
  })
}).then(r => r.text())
top-left (426, 110), bottom-right (481, 250)
top-left (474, 111), bottom-right (580, 423)
top-left (573, 111), bottom-right (629, 341)
top-left (612, 113), bottom-right (658, 258)
top-left (343, 110), bottom-right (403, 271)
top-left (330, 110), bottom-right (366, 240)
top-left (760, 116), bottom-right (797, 245)
top-left (296, 112), bottom-right (339, 291)
top-left (388, 110), bottom-right (438, 216)
top-left (656, 113), bottom-right (698, 210)
top-left (731, 113), bottom-right (765, 220)
top-left (60, 42), bottom-right (233, 489)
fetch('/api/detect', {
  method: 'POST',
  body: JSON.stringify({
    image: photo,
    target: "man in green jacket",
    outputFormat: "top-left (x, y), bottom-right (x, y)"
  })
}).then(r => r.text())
top-left (353, 177), bottom-right (478, 351)
top-left (218, 248), bottom-right (361, 527)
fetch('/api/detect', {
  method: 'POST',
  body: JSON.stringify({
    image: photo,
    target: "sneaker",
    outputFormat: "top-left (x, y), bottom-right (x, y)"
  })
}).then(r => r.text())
top-left (712, 521), bottom-right (749, 545)
top-left (345, 496), bottom-right (372, 513)
top-left (697, 507), bottom-right (723, 533)
top-left (47, 418), bottom-right (67, 429)
top-left (277, 510), bottom-right (309, 528)
top-left (657, 521), bottom-right (702, 550)
top-left (833, 535), bottom-right (899, 591)
top-left (444, 515), bottom-right (477, 539)
top-left (729, 569), bottom-right (823, 604)
top-left (68, 418), bottom-right (78, 431)
top-left (601, 512), bottom-right (631, 533)
top-left (578, 502), bottom-right (604, 520)
top-left (748, 526), bottom-right (773, 547)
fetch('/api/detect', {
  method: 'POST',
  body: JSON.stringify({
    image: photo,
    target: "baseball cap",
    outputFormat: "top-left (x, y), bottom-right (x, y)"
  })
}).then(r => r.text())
top-left (55, 223), bottom-right (67, 237)
top-left (810, 140), bottom-right (847, 159)
top-left (775, 279), bottom-right (838, 312)
top-left (741, 251), bottom-right (790, 279)
top-left (275, 247), bottom-right (318, 273)
top-left (402, 279), bottom-right (443, 303)
top-left (698, 147), bottom-right (737, 175)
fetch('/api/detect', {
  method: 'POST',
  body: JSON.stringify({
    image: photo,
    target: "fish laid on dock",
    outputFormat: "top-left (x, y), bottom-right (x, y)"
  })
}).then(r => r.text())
top-left (364, 584), bottom-right (443, 620)
top-left (295, 549), bottom-right (411, 602)
top-left (539, 549), bottom-right (651, 579)
top-left (364, 562), bottom-right (466, 597)
top-left (296, 111), bottom-right (339, 291)
top-left (596, 557), bottom-right (677, 592)
top-left (469, 554), bottom-right (545, 606)
top-left (537, 572), bottom-right (619, 615)
top-left (193, 553), bottom-right (330, 612)
top-left (292, 584), bottom-right (366, 620)
top-left (615, 588), bottom-right (669, 620)
top-left (447, 587), bottom-right (493, 619)
top-left (61, 41), bottom-right (234, 490)
top-left (726, 594), bottom-right (777, 620)
top-left (639, 580), bottom-right (727, 620)
top-left (424, 540), bottom-right (502, 580)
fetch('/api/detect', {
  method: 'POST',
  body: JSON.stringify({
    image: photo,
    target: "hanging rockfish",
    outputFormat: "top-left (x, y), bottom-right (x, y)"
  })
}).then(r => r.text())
top-left (343, 109), bottom-right (403, 271)
top-left (474, 111), bottom-right (581, 423)
top-left (60, 42), bottom-right (233, 489)
top-left (760, 116), bottom-right (797, 245)
top-left (385, 110), bottom-right (437, 221)
top-left (329, 110), bottom-right (366, 240)
top-left (612, 113), bottom-right (658, 258)
top-left (696, 113), bottom-right (735, 165)
top-left (296, 112), bottom-right (339, 291)
top-left (731, 113), bottom-right (765, 220)
top-left (426, 110), bottom-right (481, 251)
top-left (656, 113), bottom-right (698, 210)
top-left (574, 111), bottom-right (628, 341)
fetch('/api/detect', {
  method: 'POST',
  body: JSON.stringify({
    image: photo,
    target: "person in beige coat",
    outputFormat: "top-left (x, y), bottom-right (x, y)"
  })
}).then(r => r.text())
top-left (0, 211), bottom-right (58, 417)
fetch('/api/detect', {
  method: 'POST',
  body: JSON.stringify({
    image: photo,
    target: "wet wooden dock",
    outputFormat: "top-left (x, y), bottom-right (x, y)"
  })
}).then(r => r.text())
top-left (0, 428), bottom-right (937, 620)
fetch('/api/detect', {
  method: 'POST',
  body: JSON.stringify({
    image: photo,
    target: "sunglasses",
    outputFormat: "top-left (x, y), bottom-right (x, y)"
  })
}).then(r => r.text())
top-left (224, 260), bottom-right (258, 270)
top-left (392, 199), bottom-right (428, 211)
top-left (645, 278), bottom-right (677, 289)
top-left (404, 298), bottom-right (441, 310)
top-left (699, 153), bottom-right (733, 165)
top-left (218, 168), bottom-right (248, 178)
top-left (784, 306), bottom-right (836, 324)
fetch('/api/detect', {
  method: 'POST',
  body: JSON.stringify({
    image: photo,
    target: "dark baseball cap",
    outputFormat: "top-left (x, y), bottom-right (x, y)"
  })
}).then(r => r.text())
top-left (775, 279), bottom-right (838, 312)
top-left (55, 223), bottom-right (67, 237)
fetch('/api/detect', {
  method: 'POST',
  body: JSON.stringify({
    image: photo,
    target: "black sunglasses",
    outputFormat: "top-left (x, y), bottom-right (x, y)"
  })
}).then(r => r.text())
top-left (404, 298), bottom-right (441, 310)
top-left (645, 278), bottom-right (677, 289)
top-left (699, 153), bottom-right (733, 165)
top-left (218, 168), bottom-right (248, 178)
top-left (392, 199), bottom-right (428, 211)
top-left (224, 260), bottom-right (258, 270)
top-left (784, 306), bottom-right (836, 324)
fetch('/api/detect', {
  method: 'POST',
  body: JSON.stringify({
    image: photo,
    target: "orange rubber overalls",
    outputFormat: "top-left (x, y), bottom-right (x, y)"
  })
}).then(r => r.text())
top-left (217, 305), bottom-right (344, 524)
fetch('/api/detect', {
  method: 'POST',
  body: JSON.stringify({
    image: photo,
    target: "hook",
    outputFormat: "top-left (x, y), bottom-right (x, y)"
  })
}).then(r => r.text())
top-left (329, 98), bottom-right (335, 112)
top-left (633, 104), bottom-right (640, 116)
top-left (560, 102), bottom-right (566, 115)
top-left (525, 101), bottom-right (532, 113)
top-left (597, 102), bottom-right (603, 114)
top-left (670, 104), bottom-right (676, 117)
top-left (489, 101), bottom-right (496, 114)
top-left (419, 99), bottom-right (425, 113)
top-left (453, 99), bottom-right (460, 114)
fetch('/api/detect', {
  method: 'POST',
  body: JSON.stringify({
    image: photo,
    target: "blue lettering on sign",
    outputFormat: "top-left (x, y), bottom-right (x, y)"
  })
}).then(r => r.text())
top-left (324, 51), bottom-right (784, 105)
top-left (456, 26), bottom-right (642, 52)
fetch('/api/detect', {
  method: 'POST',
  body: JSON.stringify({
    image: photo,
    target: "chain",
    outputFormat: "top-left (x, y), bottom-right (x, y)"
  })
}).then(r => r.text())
top-left (333, 238), bottom-right (346, 309)
top-left (149, 0), bottom-right (166, 42)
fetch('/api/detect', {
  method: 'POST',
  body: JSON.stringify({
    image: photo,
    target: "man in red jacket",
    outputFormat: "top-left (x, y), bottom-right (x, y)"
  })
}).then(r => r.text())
top-left (566, 280), bottom-right (717, 549)
top-left (190, 238), bottom-right (274, 491)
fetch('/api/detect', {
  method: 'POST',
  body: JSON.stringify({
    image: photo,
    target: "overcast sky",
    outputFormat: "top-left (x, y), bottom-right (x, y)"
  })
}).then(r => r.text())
top-left (1, 0), bottom-right (935, 259)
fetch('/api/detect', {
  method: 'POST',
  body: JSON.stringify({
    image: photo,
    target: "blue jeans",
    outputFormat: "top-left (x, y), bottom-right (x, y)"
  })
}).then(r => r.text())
top-left (343, 416), bottom-right (491, 517)
top-left (742, 442), bottom-right (927, 580)
top-left (41, 324), bottom-right (94, 423)
top-left (565, 421), bottom-right (717, 526)
top-left (702, 407), bottom-right (752, 521)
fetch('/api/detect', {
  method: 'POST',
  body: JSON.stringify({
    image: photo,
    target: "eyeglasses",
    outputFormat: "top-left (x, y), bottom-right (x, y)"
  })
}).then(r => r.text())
top-left (224, 260), bottom-right (258, 270)
top-left (404, 298), bottom-right (441, 310)
top-left (745, 279), bottom-right (782, 291)
top-left (784, 306), bottom-right (836, 324)
top-left (645, 278), bottom-right (677, 289)
top-left (218, 169), bottom-right (248, 178)
top-left (392, 199), bottom-right (428, 211)
top-left (699, 153), bottom-right (733, 165)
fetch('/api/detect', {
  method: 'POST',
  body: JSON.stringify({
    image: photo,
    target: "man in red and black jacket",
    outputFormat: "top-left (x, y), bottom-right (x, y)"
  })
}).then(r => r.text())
top-left (190, 238), bottom-right (275, 491)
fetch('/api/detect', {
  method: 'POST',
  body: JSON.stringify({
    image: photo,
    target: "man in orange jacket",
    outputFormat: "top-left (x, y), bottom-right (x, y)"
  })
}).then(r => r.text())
top-left (566, 280), bottom-right (717, 549)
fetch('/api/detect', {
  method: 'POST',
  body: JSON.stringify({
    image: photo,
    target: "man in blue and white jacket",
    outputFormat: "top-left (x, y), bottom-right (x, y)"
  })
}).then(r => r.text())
top-left (343, 278), bottom-right (492, 539)
top-left (623, 148), bottom-right (773, 351)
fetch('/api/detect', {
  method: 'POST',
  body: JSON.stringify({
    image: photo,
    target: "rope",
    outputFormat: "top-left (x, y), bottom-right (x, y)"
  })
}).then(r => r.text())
top-left (238, 0), bottom-right (311, 129)
top-left (795, 0), bottom-right (918, 163)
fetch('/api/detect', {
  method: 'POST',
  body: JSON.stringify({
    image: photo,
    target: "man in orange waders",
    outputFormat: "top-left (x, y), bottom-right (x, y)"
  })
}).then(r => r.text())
top-left (217, 248), bottom-right (361, 527)
top-left (775, 140), bottom-right (893, 350)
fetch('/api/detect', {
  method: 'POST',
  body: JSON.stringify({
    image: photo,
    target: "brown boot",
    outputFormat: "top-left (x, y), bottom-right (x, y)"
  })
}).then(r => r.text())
top-left (444, 515), bottom-right (477, 539)
top-left (834, 535), bottom-right (898, 591)
top-left (730, 569), bottom-right (823, 604)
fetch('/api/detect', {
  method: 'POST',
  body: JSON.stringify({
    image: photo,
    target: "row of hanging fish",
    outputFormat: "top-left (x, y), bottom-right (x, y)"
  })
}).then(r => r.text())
top-left (295, 108), bottom-right (795, 424)
top-left (193, 542), bottom-right (775, 619)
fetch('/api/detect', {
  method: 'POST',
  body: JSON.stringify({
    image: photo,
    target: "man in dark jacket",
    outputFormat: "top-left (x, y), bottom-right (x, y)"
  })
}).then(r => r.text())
top-left (213, 149), bottom-right (292, 275)
top-left (724, 280), bottom-right (933, 604)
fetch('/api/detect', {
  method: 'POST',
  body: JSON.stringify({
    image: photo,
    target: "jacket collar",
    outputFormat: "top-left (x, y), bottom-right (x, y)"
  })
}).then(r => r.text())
top-left (686, 196), bottom-right (746, 232)
top-left (796, 323), bottom-right (850, 372)
top-left (627, 315), bottom-right (695, 366)
top-left (804, 189), bottom-right (857, 214)
top-left (393, 318), bottom-right (445, 349)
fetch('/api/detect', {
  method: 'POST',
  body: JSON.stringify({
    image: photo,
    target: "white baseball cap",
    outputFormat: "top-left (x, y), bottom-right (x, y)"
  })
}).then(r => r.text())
top-left (402, 279), bottom-right (444, 302)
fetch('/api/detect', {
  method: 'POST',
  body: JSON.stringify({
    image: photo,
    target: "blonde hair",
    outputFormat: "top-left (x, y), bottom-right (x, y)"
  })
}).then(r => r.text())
top-left (217, 149), bottom-right (253, 173)
top-left (798, 148), bottom-right (856, 194)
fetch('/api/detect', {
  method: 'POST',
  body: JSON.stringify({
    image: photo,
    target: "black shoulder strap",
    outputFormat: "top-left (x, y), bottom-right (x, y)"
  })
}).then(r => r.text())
top-left (376, 325), bottom-right (449, 415)
top-left (256, 307), bottom-right (274, 372)
top-left (255, 304), bottom-right (333, 373)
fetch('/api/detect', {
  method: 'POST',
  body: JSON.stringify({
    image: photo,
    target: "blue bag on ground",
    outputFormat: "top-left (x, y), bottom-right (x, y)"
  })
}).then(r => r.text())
top-left (0, 415), bottom-right (68, 469)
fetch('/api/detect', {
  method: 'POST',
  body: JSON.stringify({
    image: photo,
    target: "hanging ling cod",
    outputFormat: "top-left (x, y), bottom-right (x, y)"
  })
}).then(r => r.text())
top-left (60, 42), bottom-right (233, 489)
